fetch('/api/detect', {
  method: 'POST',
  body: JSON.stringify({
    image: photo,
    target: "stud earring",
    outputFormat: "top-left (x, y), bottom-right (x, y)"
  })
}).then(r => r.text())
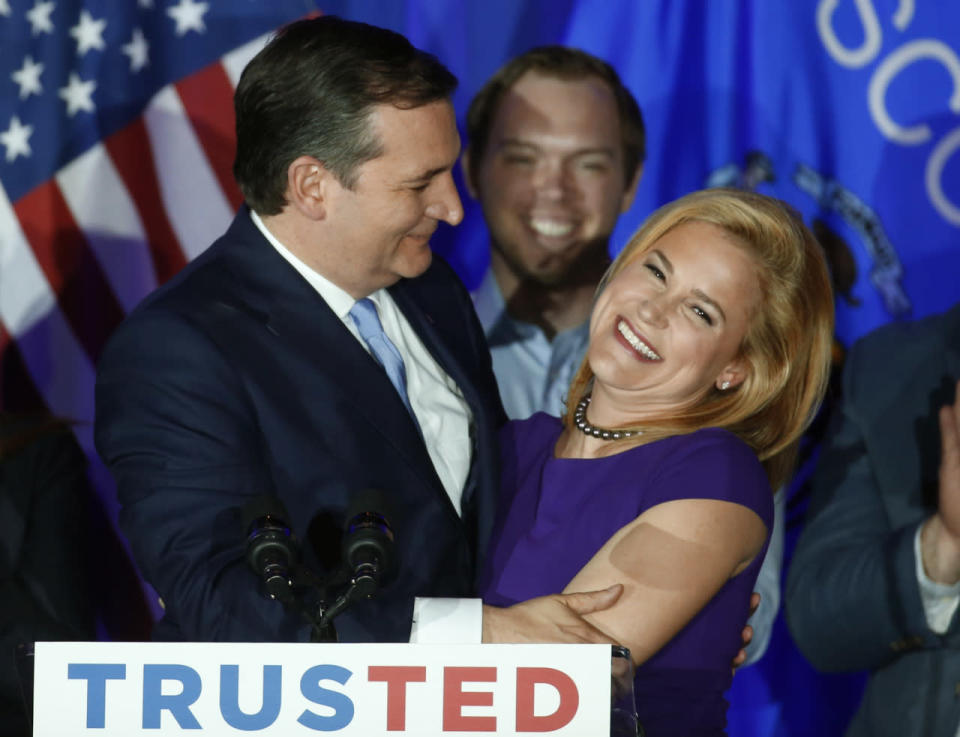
top-left (720, 380), bottom-right (731, 391)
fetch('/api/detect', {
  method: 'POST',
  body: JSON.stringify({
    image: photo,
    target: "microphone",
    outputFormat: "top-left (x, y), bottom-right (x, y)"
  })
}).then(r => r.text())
top-left (243, 495), bottom-right (298, 603)
top-left (341, 489), bottom-right (396, 599)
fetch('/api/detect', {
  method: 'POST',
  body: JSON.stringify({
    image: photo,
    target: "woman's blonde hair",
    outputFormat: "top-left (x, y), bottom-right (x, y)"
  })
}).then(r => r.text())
top-left (564, 187), bottom-right (834, 489)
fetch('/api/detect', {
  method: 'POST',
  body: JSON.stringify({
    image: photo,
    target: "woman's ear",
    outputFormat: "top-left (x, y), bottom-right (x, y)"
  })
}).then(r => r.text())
top-left (716, 358), bottom-right (750, 391)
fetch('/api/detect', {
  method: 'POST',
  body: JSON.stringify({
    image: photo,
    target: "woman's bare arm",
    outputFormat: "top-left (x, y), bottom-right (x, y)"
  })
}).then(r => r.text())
top-left (562, 498), bottom-right (767, 665)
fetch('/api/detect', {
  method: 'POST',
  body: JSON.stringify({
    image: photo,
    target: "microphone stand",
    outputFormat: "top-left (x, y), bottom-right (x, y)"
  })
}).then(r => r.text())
top-left (272, 561), bottom-right (384, 643)
top-left (246, 498), bottom-right (393, 642)
top-left (313, 562), bottom-right (382, 639)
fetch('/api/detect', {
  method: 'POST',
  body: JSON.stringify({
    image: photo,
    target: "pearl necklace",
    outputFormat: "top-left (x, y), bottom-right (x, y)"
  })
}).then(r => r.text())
top-left (573, 395), bottom-right (641, 440)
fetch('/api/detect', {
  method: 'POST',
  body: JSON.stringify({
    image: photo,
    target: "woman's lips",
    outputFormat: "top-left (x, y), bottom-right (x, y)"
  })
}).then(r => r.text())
top-left (615, 318), bottom-right (661, 361)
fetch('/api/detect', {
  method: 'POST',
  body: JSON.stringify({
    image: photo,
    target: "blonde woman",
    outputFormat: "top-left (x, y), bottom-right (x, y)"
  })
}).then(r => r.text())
top-left (480, 188), bottom-right (834, 736)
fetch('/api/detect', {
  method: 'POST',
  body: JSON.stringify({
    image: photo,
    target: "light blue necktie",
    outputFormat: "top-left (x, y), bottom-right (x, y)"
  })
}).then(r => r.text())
top-left (349, 298), bottom-right (420, 428)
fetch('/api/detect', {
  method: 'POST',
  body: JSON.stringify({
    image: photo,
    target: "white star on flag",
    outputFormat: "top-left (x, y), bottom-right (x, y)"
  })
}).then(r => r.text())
top-left (138, 0), bottom-right (154, 7)
top-left (122, 28), bottom-right (150, 73)
top-left (26, 0), bottom-right (56, 35)
top-left (12, 56), bottom-right (44, 99)
top-left (70, 10), bottom-right (108, 56)
top-left (0, 116), bottom-right (34, 162)
top-left (0, 0), bottom-right (11, 17)
top-left (58, 72), bottom-right (97, 117)
top-left (167, 0), bottom-right (209, 37)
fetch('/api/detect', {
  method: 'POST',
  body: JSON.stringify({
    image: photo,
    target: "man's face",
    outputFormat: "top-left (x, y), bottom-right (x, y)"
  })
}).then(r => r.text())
top-left (468, 71), bottom-right (638, 288)
top-left (322, 100), bottom-right (463, 298)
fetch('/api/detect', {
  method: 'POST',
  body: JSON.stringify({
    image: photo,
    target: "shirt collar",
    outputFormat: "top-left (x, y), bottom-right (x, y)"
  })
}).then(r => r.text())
top-left (472, 267), bottom-right (506, 334)
top-left (250, 209), bottom-right (358, 320)
top-left (473, 267), bottom-right (543, 347)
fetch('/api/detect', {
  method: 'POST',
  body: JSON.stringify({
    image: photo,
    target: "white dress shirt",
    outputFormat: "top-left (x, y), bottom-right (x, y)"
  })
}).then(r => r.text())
top-left (250, 210), bottom-right (472, 511)
top-left (914, 525), bottom-right (960, 634)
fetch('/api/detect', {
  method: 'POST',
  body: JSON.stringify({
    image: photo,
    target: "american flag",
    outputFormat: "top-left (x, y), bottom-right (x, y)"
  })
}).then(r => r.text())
top-left (0, 0), bottom-right (313, 636)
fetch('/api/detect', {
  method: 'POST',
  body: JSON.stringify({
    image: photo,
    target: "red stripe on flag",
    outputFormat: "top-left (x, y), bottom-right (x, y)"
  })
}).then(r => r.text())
top-left (14, 183), bottom-right (126, 363)
top-left (105, 119), bottom-right (189, 285)
top-left (176, 63), bottom-right (244, 211)
top-left (0, 321), bottom-right (47, 412)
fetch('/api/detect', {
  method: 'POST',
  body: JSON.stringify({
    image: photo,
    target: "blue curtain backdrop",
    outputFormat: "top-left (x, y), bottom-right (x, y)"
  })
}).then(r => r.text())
top-left (2, 1), bottom-right (959, 735)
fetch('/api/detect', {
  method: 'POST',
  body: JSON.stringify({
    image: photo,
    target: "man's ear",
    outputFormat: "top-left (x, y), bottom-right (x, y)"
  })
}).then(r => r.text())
top-left (715, 357), bottom-right (750, 391)
top-left (460, 149), bottom-right (480, 200)
top-left (619, 163), bottom-right (643, 214)
top-left (286, 155), bottom-right (332, 220)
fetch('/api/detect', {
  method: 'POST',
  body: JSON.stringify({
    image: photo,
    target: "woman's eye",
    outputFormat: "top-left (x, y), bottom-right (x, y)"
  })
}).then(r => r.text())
top-left (644, 263), bottom-right (665, 281)
top-left (692, 305), bottom-right (713, 325)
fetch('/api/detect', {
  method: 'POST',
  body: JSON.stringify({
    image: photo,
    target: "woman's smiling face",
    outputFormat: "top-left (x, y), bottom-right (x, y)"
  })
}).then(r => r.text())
top-left (587, 220), bottom-right (762, 416)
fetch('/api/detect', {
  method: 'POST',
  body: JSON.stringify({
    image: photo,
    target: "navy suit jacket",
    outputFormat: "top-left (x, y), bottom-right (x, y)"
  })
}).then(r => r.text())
top-left (787, 302), bottom-right (960, 736)
top-left (95, 208), bottom-right (506, 642)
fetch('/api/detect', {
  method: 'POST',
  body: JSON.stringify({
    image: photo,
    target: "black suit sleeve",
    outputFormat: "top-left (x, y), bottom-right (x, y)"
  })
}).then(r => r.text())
top-left (95, 311), bottom-right (310, 642)
top-left (786, 329), bottom-right (947, 672)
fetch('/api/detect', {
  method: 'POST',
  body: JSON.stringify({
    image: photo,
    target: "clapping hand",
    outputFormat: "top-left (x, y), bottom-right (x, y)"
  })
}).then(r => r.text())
top-left (920, 379), bottom-right (960, 584)
top-left (731, 592), bottom-right (761, 673)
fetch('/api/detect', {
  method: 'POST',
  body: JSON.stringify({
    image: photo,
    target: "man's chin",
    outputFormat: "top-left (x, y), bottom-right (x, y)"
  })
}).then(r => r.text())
top-left (398, 249), bottom-right (434, 280)
top-left (523, 254), bottom-right (596, 287)
top-left (530, 239), bottom-right (611, 287)
top-left (527, 271), bottom-right (580, 288)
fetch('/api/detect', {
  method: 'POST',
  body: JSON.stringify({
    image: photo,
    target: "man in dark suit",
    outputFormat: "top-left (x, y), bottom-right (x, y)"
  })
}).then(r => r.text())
top-left (786, 301), bottom-right (960, 736)
top-left (94, 16), bottom-right (619, 644)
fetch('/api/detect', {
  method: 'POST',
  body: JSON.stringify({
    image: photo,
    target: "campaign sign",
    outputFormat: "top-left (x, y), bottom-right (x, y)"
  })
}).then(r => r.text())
top-left (32, 642), bottom-right (611, 736)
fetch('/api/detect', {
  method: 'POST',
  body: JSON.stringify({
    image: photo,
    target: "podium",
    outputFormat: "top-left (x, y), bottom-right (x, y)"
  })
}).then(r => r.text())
top-left (29, 641), bottom-right (641, 736)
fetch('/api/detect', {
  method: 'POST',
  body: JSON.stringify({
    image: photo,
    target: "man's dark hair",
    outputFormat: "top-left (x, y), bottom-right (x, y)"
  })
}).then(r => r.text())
top-left (233, 16), bottom-right (458, 215)
top-left (466, 46), bottom-right (645, 189)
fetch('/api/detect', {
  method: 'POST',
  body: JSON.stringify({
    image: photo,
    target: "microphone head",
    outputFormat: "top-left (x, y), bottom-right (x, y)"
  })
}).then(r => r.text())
top-left (241, 495), bottom-right (291, 534)
top-left (242, 495), bottom-right (298, 601)
top-left (344, 488), bottom-right (393, 526)
top-left (342, 489), bottom-right (396, 592)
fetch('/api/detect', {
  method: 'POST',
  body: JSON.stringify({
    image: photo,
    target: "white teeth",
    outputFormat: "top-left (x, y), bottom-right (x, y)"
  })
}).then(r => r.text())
top-left (618, 320), bottom-right (661, 360)
top-left (529, 218), bottom-right (574, 237)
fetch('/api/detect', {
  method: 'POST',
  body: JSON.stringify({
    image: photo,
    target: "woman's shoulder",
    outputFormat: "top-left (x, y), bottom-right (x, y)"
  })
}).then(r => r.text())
top-left (498, 412), bottom-right (563, 466)
top-left (660, 426), bottom-right (758, 460)
top-left (501, 412), bottom-right (563, 441)
top-left (642, 428), bottom-right (772, 518)
top-left (623, 427), bottom-right (759, 470)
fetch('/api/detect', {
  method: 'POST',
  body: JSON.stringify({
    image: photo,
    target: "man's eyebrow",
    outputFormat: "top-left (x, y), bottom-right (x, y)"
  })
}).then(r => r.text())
top-left (401, 164), bottom-right (450, 184)
top-left (571, 147), bottom-right (617, 158)
top-left (498, 138), bottom-right (616, 158)
top-left (498, 138), bottom-right (539, 150)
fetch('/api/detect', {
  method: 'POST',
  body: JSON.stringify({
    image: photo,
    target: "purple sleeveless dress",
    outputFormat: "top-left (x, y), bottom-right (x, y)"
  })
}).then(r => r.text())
top-left (478, 413), bottom-right (774, 737)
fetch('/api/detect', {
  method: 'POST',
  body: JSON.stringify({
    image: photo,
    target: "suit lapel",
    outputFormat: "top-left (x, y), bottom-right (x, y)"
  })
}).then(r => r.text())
top-left (217, 212), bottom-right (443, 495)
top-left (388, 279), bottom-right (483, 445)
top-left (390, 278), bottom-right (497, 562)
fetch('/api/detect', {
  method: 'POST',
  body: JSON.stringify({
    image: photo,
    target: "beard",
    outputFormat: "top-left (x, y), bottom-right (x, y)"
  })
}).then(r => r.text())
top-left (493, 235), bottom-right (612, 291)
